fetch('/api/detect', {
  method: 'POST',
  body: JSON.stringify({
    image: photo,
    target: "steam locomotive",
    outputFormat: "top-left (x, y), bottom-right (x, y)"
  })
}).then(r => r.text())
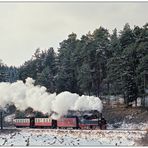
top-left (13, 110), bottom-right (107, 130)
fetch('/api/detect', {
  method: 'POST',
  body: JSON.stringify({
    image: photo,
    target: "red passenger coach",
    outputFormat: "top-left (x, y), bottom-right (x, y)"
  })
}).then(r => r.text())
top-left (34, 118), bottom-right (52, 127)
top-left (13, 118), bottom-right (30, 127)
top-left (57, 117), bottom-right (78, 128)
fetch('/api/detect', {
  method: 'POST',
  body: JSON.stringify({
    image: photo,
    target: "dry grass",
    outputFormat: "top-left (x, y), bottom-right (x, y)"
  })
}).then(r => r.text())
top-left (138, 133), bottom-right (148, 146)
top-left (0, 129), bottom-right (20, 134)
top-left (103, 104), bottom-right (148, 124)
top-left (145, 128), bottom-right (148, 132)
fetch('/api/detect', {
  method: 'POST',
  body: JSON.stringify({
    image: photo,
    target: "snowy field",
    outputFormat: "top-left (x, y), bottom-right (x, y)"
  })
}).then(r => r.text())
top-left (0, 128), bottom-right (147, 146)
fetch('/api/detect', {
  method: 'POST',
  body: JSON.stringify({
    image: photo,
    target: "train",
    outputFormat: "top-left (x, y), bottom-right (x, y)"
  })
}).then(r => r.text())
top-left (13, 110), bottom-right (107, 130)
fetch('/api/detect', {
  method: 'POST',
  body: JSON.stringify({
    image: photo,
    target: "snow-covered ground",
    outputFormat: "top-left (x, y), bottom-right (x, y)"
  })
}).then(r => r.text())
top-left (0, 128), bottom-right (147, 146)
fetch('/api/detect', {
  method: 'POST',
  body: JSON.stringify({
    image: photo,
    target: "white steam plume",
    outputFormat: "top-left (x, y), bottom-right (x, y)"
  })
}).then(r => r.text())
top-left (51, 92), bottom-right (79, 119)
top-left (73, 95), bottom-right (103, 113)
top-left (0, 77), bottom-right (103, 119)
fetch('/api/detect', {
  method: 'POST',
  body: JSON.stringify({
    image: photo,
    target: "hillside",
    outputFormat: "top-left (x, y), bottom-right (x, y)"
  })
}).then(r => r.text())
top-left (103, 104), bottom-right (148, 129)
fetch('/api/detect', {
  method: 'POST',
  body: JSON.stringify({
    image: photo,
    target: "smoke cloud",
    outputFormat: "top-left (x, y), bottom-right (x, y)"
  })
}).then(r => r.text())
top-left (0, 78), bottom-right (103, 119)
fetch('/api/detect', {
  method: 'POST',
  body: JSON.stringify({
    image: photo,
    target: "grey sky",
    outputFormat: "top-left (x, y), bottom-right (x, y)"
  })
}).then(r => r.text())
top-left (0, 2), bottom-right (148, 67)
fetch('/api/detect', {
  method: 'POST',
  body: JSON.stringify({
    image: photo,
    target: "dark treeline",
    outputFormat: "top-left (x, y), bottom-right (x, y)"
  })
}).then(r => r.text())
top-left (0, 59), bottom-right (19, 83)
top-left (0, 23), bottom-right (148, 106)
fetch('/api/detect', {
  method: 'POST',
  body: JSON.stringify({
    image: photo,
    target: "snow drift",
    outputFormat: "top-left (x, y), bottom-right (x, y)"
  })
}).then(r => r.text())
top-left (0, 77), bottom-right (103, 119)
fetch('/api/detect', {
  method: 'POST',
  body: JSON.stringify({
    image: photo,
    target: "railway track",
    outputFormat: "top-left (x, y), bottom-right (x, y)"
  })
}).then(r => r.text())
top-left (2, 126), bottom-right (147, 132)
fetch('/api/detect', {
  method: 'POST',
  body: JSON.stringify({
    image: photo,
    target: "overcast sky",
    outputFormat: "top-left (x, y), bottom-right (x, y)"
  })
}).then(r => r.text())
top-left (0, 2), bottom-right (148, 67)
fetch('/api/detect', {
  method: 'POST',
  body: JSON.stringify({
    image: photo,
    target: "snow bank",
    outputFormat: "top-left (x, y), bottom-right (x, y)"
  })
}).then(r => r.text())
top-left (0, 128), bottom-right (147, 146)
